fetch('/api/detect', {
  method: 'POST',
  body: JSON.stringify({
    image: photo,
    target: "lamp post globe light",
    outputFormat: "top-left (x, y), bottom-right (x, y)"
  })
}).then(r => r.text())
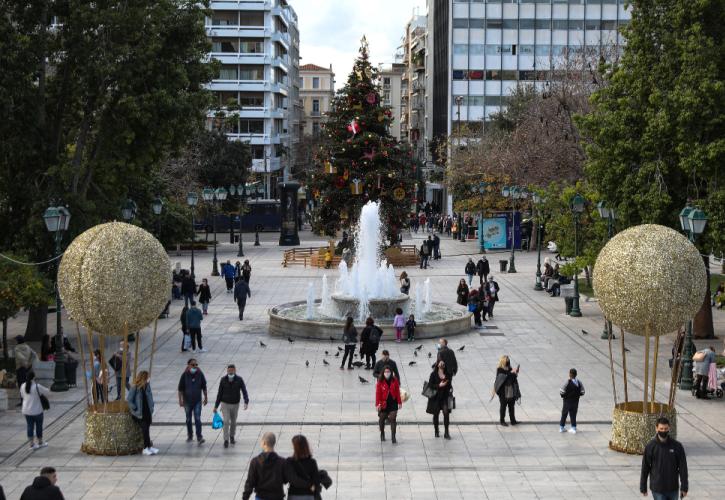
top-left (121, 198), bottom-right (137, 221)
top-left (679, 205), bottom-right (708, 391)
top-left (533, 192), bottom-right (544, 290)
top-left (597, 200), bottom-right (617, 338)
top-left (186, 191), bottom-right (198, 279)
top-left (151, 196), bottom-right (163, 237)
top-left (568, 193), bottom-right (585, 317)
top-left (43, 205), bottom-right (71, 392)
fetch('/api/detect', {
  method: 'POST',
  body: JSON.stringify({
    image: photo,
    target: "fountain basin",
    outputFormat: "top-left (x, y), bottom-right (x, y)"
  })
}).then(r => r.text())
top-left (330, 294), bottom-right (410, 320)
top-left (269, 300), bottom-right (473, 340)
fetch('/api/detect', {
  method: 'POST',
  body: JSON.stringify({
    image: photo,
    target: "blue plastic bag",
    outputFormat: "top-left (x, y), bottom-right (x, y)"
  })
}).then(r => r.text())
top-left (212, 411), bottom-right (223, 430)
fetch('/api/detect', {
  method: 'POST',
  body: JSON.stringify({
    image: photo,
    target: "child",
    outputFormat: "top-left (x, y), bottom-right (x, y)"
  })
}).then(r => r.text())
top-left (405, 314), bottom-right (416, 342)
top-left (393, 308), bottom-right (405, 343)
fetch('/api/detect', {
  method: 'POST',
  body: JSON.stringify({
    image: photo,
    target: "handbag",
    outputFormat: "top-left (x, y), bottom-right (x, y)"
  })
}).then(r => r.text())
top-left (422, 381), bottom-right (435, 398)
top-left (37, 385), bottom-right (50, 411)
top-left (319, 469), bottom-right (333, 490)
top-left (400, 387), bottom-right (410, 403)
top-left (183, 334), bottom-right (192, 350)
top-left (447, 392), bottom-right (456, 410)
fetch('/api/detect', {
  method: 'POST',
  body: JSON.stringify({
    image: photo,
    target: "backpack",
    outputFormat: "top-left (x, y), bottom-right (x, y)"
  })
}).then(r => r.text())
top-left (369, 326), bottom-right (382, 344)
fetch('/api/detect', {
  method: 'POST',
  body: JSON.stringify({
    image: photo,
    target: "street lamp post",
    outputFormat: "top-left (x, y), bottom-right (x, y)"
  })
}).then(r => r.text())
top-left (533, 192), bottom-right (543, 290)
top-left (43, 206), bottom-right (71, 392)
top-left (151, 196), bottom-right (163, 237)
top-left (502, 186), bottom-right (527, 273)
top-left (678, 204), bottom-right (708, 391)
top-left (597, 201), bottom-right (616, 338)
top-left (569, 193), bottom-right (585, 317)
top-left (254, 184), bottom-right (262, 246)
top-left (187, 192), bottom-right (198, 279)
top-left (121, 199), bottom-right (137, 222)
top-left (204, 187), bottom-right (228, 276)
top-left (235, 184), bottom-right (246, 257)
top-left (471, 183), bottom-right (489, 253)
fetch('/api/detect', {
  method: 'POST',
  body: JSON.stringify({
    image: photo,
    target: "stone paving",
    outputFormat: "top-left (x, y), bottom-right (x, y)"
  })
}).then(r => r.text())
top-left (1, 230), bottom-right (723, 499)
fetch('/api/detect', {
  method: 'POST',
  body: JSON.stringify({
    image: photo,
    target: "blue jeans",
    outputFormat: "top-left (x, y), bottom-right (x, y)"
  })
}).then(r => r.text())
top-left (25, 413), bottom-right (44, 440)
top-left (652, 491), bottom-right (679, 500)
top-left (184, 292), bottom-right (194, 307)
top-left (184, 402), bottom-right (203, 439)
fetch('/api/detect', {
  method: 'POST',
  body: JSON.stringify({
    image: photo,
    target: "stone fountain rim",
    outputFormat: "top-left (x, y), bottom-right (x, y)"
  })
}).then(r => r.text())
top-left (330, 293), bottom-right (410, 303)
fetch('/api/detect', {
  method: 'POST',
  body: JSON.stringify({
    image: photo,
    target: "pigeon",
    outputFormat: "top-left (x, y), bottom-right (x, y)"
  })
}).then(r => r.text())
top-left (329, 336), bottom-right (335, 342)
top-left (581, 329), bottom-right (589, 335)
top-left (305, 360), bottom-right (309, 367)
top-left (415, 345), bottom-right (423, 351)
top-left (428, 352), bottom-right (432, 358)
top-left (352, 361), bottom-right (364, 367)
top-left (413, 351), bottom-right (418, 357)
top-left (323, 359), bottom-right (330, 366)
top-left (458, 345), bottom-right (465, 351)
top-left (259, 341), bottom-right (267, 348)
top-left (324, 350), bottom-right (329, 356)
top-left (337, 346), bottom-right (343, 351)
top-left (335, 352), bottom-right (340, 357)
top-left (288, 337), bottom-right (295, 343)
top-left (358, 376), bottom-right (369, 384)
top-left (408, 361), bottom-right (417, 366)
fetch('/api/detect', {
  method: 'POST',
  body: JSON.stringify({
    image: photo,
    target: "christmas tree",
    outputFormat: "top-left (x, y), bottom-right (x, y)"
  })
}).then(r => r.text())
top-left (309, 37), bottom-right (416, 245)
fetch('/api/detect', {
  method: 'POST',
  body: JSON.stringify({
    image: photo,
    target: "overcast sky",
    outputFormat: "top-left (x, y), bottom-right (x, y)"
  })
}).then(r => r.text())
top-left (292, 0), bottom-right (426, 88)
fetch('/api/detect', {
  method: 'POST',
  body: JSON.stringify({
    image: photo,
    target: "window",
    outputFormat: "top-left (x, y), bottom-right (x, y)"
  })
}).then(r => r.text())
top-left (239, 65), bottom-right (264, 80)
top-left (470, 44), bottom-right (485, 55)
top-left (601, 20), bottom-right (618, 30)
top-left (552, 45), bottom-right (567, 56)
top-left (453, 19), bottom-right (468, 28)
top-left (503, 19), bottom-right (518, 29)
top-left (536, 19), bottom-right (552, 30)
top-left (553, 20), bottom-right (568, 30)
top-left (469, 19), bottom-right (485, 29)
top-left (240, 119), bottom-right (264, 134)
top-left (519, 45), bottom-right (534, 55)
top-left (211, 38), bottom-right (239, 53)
top-left (218, 65), bottom-right (238, 80)
top-left (299, 77), bottom-right (304, 87)
top-left (519, 19), bottom-right (535, 30)
top-left (454, 44), bottom-right (468, 55)
top-left (240, 38), bottom-right (264, 53)
top-left (452, 70), bottom-right (467, 80)
top-left (383, 77), bottom-right (391, 85)
top-left (239, 12), bottom-right (264, 26)
top-left (500, 70), bottom-right (517, 80)
top-left (312, 122), bottom-right (320, 136)
top-left (217, 91), bottom-right (238, 107)
top-left (485, 70), bottom-right (500, 80)
top-left (239, 92), bottom-right (264, 107)
top-left (463, 96), bottom-right (484, 106)
top-left (585, 19), bottom-right (600, 30)
top-left (468, 70), bottom-right (484, 80)
top-left (312, 99), bottom-right (320, 113)
top-left (569, 20), bottom-right (584, 30)
top-left (519, 70), bottom-right (537, 80)
top-left (250, 145), bottom-right (265, 160)
top-left (312, 77), bottom-right (320, 89)
top-left (211, 12), bottom-right (237, 26)
top-left (486, 19), bottom-right (502, 29)
top-left (535, 45), bottom-right (551, 56)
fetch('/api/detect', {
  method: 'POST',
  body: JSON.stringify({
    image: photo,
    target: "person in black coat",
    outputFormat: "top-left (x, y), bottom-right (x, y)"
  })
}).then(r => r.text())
top-left (360, 317), bottom-right (382, 369)
top-left (426, 359), bottom-right (453, 439)
top-left (476, 257), bottom-right (490, 285)
top-left (456, 279), bottom-right (469, 306)
top-left (19, 467), bottom-right (64, 500)
top-left (285, 434), bottom-right (321, 500)
top-left (181, 274), bottom-right (197, 307)
top-left (242, 432), bottom-right (288, 500)
top-left (433, 338), bottom-right (458, 377)
top-left (196, 278), bottom-right (212, 315)
top-left (640, 417), bottom-right (688, 499)
top-left (465, 258), bottom-right (476, 286)
top-left (234, 278), bottom-right (252, 320)
top-left (484, 276), bottom-right (500, 318)
top-left (180, 305), bottom-right (189, 352)
top-left (213, 364), bottom-right (249, 448)
top-left (493, 355), bottom-right (519, 426)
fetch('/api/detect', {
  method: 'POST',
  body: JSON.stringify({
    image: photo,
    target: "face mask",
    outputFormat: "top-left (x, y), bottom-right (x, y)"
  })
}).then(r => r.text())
top-left (657, 431), bottom-right (669, 440)
top-left (228, 374), bottom-right (235, 380)
top-left (190, 367), bottom-right (198, 374)
top-left (384, 372), bottom-right (391, 379)
top-left (436, 344), bottom-right (442, 350)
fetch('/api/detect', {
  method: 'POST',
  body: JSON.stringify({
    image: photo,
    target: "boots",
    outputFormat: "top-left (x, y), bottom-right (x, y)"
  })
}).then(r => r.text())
top-left (443, 412), bottom-right (451, 439)
top-left (433, 414), bottom-right (440, 437)
top-left (391, 422), bottom-right (397, 444)
top-left (379, 419), bottom-right (386, 441)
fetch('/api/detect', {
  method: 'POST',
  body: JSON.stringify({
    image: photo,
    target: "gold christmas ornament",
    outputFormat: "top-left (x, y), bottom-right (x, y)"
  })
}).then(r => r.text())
top-left (58, 222), bottom-right (170, 337)
top-left (593, 224), bottom-right (706, 336)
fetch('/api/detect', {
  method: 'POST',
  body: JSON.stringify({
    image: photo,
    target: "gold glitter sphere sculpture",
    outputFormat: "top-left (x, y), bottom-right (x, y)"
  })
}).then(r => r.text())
top-left (58, 222), bottom-right (170, 336)
top-left (593, 224), bottom-right (706, 336)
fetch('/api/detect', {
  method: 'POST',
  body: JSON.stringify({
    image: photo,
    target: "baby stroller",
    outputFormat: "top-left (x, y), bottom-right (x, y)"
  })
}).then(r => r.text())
top-left (690, 362), bottom-right (724, 399)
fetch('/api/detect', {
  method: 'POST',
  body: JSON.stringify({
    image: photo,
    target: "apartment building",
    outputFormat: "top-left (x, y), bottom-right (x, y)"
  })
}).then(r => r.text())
top-left (399, 15), bottom-right (428, 161)
top-left (299, 64), bottom-right (335, 137)
top-left (205, 0), bottom-right (300, 199)
top-left (378, 64), bottom-right (405, 141)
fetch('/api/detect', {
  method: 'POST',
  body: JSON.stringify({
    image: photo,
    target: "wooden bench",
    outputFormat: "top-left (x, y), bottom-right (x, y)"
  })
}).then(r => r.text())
top-left (385, 245), bottom-right (419, 267)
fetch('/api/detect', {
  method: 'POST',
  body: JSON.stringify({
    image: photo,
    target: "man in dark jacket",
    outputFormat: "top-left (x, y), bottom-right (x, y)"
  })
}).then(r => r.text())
top-left (242, 432), bottom-right (287, 500)
top-left (20, 467), bottom-right (64, 500)
top-left (234, 278), bottom-right (252, 320)
top-left (559, 368), bottom-right (585, 434)
top-left (373, 350), bottom-right (400, 380)
top-left (432, 233), bottom-right (441, 260)
top-left (476, 257), bottom-right (490, 285)
top-left (640, 417), bottom-right (688, 499)
top-left (222, 260), bottom-right (236, 293)
top-left (419, 241), bottom-right (430, 269)
top-left (484, 275), bottom-right (500, 318)
top-left (178, 358), bottom-right (208, 444)
top-left (181, 273), bottom-right (197, 307)
top-left (434, 338), bottom-right (458, 377)
top-left (186, 301), bottom-right (205, 352)
top-left (213, 364), bottom-right (249, 448)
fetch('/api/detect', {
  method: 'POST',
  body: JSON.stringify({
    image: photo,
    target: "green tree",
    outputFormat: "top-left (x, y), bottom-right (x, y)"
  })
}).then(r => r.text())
top-left (0, 259), bottom-right (49, 362)
top-left (308, 38), bottom-right (416, 244)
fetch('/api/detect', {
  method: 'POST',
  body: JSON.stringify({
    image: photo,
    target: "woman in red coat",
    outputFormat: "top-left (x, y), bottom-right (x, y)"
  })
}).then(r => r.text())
top-left (375, 366), bottom-right (402, 444)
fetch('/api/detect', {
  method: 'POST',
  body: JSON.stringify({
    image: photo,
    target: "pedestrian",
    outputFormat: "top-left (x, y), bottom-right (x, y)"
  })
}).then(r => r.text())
top-left (13, 336), bottom-right (37, 390)
top-left (177, 358), bottom-right (208, 445)
top-left (373, 350), bottom-right (400, 380)
top-left (186, 301), bottom-right (206, 353)
top-left (433, 233), bottom-right (441, 260)
top-left (20, 372), bottom-right (49, 450)
top-left (456, 279), bottom-right (469, 306)
top-left (419, 240), bottom-right (430, 269)
top-left (406, 314), bottom-right (416, 342)
top-left (234, 277), bottom-right (252, 320)
top-left (235, 260), bottom-right (242, 281)
top-left (340, 316), bottom-right (357, 370)
top-left (694, 345), bottom-right (716, 399)
top-left (109, 341), bottom-right (133, 400)
top-left (222, 260), bottom-right (236, 293)
top-left (559, 368), bottom-right (585, 434)
top-left (285, 434), bottom-right (321, 500)
top-left (213, 364), bottom-right (249, 448)
top-left (181, 272), bottom-right (197, 307)
top-left (19, 467), bottom-right (63, 500)
top-left (376, 365), bottom-right (402, 443)
top-left (469, 288), bottom-right (482, 327)
top-left (180, 304), bottom-right (189, 352)
top-left (360, 317), bottom-right (382, 369)
top-left (484, 275), bottom-right (500, 318)
top-left (465, 258), bottom-right (476, 286)
top-left (242, 432), bottom-right (288, 500)
top-left (92, 350), bottom-right (108, 404)
top-left (197, 278), bottom-right (212, 315)
top-left (426, 359), bottom-right (453, 439)
top-left (127, 370), bottom-right (157, 456)
top-left (493, 355), bottom-right (519, 426)
top-left (640, 416), bottom-right (688, 500)
top-left (242, 259), bottom-right (252, 283)
top-left (476, 257), bottom-right (490, 285)
top-left (480, 289), bottom-right (491, 321)
top-left (324, 249), bottom-right (332, 269)
top-left (399, 271), bottom-right (410, 295)
top-left (434, 338), bottom-right (458, 377)
top-left (393, 307), bottom-right (405, 342)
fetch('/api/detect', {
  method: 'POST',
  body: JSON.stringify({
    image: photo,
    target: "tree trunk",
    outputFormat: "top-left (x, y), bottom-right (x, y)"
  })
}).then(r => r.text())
top-left (693, 255), bottom-right (714, 339)
top-left (24, 304), bottom-right (48, 342)
top-left (2, 319), bottom-right (8, 362)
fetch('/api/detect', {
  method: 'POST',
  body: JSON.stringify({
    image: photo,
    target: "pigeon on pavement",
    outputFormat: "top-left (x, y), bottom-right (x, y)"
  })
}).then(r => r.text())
top-left (305, 360), bottom-right (309, 367)
top-left (458, 345), bottom-right (465, 351)
top-left (358, 376), bottom-right (369, 384)
top-left (259, 341), bottom-right (267, 348)
top-left (288, 337), bottom-right (295, 343)
top-left (408, 361), bottom-right (417, 366)
top-left (323, 359), bottom-right (330, 365)
top-left (415, 345), bottom-right (423, 351)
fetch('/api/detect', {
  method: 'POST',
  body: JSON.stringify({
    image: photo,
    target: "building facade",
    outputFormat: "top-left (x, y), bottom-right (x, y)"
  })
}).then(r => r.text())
top-left (378, 64), bottom-right (405, 141)
top-left (299, 64), bottom-right (335, 137)
top-left (205, 0), bottom-right (300, 199)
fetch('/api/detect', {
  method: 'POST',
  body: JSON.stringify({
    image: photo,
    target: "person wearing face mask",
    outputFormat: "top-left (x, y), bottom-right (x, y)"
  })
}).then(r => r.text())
top-left (426, 359), bottom-right (453, 439)
top-left (213, 364), bottom-right (249, 449)
top-left (640, 417), bottom-right (688, 500)
top-left (433, 338), bottom-right (458, 378)
top-left (375, 366), bottom-right (402, 443)
top-left (178, 358), bottom-right (208, 445)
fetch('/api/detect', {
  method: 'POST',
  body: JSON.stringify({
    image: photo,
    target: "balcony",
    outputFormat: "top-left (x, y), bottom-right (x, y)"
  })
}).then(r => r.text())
top-left (210, 53), bottom-right (270, 65)
top-left (251, 157), bottom-right (283, 172)
top-left (272, 56), bottom-right (290, 73)
top-left (207, 80), bottom-right (269, 92)
top-left (271, 31), bottom-right (291, 48)
top-left (227, 133), bottom-right (270, 146)
top-left (270, 81), bottom-right (289, 95)
top-left (205, 26), bottom-right (268, 39)
top-left (211, 1), bottom-right (271, 11)
top-left (271, 6), bottom-right (293, 27)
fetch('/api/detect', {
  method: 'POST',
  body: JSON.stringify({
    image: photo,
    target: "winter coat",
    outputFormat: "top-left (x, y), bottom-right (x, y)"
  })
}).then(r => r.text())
top-left (241, 263), bottom-right (252, 282)
top-left (435, 347), bottom-right (458, 376)
top-left (186, 306), bottom-right (203, 329)
top-left (373, 358), bottom-right (400, 380)
top-left (286, 457), bottom-right (321, 499)
top-left (375, 376), bottom-right (402, 411)
top-left (426, 368), bottom-right (453, 414)
top-left (14, 344), bottom-right (37, 369)
top-left (127, 383), bottom-right (154, 420)
top-left (177, 369), bottom-right (207, 406)
top-left (456, 284), bottom-right (469, 305)
top-left (560, 378), bottom-right (585, 402)
top-left (360, 326), bottom-right (382, 355)
top-left (180, 306), bottom-right (189, 333)
top-left (197, 284), bottom-right (212, 303)
top-left (20, 382), bottom-right (50, 416)
top-left (234, 280), bottom-right (252, 305)
top-left (214, 374), bottom-right (249, 407)
top-left (19, 476), bottom-right (64, 500)
top-left (393, 314), bottom-right (405, 328)
top-left (221, 263), bottom-right (236, 280)
top-left (640, 436), bottom-right (688, 494)
top-left (484, 281), bottom-right (500, 302)
top-left (242, 451), bottom-right (287, 500)
top-left (494, 367), bottom-right (518, 401)
top-left (476, 259), bottom-right (489, 277)
top-left (465, 262), bottom-right (476, 275)
top-left (405, 319), bottom-right (416, 335)
top-left (342, 326), bottom-right (358, 345)
top-left (181, 276), bottom-right (197, 295)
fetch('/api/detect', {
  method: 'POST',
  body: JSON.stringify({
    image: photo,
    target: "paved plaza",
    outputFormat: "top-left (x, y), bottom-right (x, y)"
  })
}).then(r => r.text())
top-left (1, 231), bottom-right (723, 499)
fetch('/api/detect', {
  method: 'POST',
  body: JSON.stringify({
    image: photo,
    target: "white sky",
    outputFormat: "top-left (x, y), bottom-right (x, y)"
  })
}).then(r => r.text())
top-left (291, 0), bottom-right (426, 88)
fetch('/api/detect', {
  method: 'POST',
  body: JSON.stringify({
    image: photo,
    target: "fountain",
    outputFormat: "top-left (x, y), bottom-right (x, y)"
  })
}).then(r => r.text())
top-left (269, 201), bottom-right (472, 339)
